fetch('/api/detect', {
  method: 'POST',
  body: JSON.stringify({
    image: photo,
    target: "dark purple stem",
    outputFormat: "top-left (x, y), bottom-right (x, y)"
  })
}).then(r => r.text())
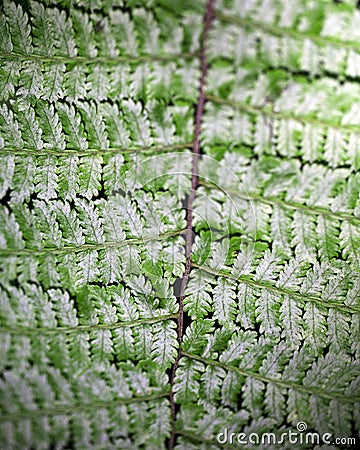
top-left (168, 1), bottom-right (215, 448)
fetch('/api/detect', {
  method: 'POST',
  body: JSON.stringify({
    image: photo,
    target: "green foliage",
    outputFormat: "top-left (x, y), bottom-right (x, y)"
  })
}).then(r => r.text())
top-left (0, 0), bottom-right (360, 449)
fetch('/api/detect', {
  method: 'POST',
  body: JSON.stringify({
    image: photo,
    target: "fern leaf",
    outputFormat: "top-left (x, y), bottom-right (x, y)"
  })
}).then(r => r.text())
top-left (5, 1), bottom-right (32, 55)
top-left (78, 156), bottom-right (102, 200)
top-left (1, 0), bottom-right (360, 447)
top-left (77, 101), bottom-right (109, 150)
top-left (57, 103), bottom-right (88, 150)
top-left (36, 102), bottom-right (65, 149)
top-left (30, 1), bottom-right (55, 56)
top-left (48, 7), bottom-right (77, 57)
top-left (122, 99), bottom-right (152, 147)
top-left (16, 102), bottom-right (43, 149)
top-left (55, 200), bottom-right (84, 245)
top-left (174, 359), bottom-right (204, 403)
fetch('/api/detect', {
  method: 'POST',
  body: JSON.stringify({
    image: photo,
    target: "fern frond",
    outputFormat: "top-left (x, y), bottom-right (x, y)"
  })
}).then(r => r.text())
top-left (1, 0), bottom-right (360, 448)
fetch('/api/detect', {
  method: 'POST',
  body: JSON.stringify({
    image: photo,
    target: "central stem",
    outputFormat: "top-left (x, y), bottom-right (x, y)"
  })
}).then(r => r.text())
top-left (168, 1), bottom-right (215, 448)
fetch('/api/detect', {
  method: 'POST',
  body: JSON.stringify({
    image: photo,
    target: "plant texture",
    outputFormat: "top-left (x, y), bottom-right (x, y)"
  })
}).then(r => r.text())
top-left (0, 0), bottom-right (359, 449)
